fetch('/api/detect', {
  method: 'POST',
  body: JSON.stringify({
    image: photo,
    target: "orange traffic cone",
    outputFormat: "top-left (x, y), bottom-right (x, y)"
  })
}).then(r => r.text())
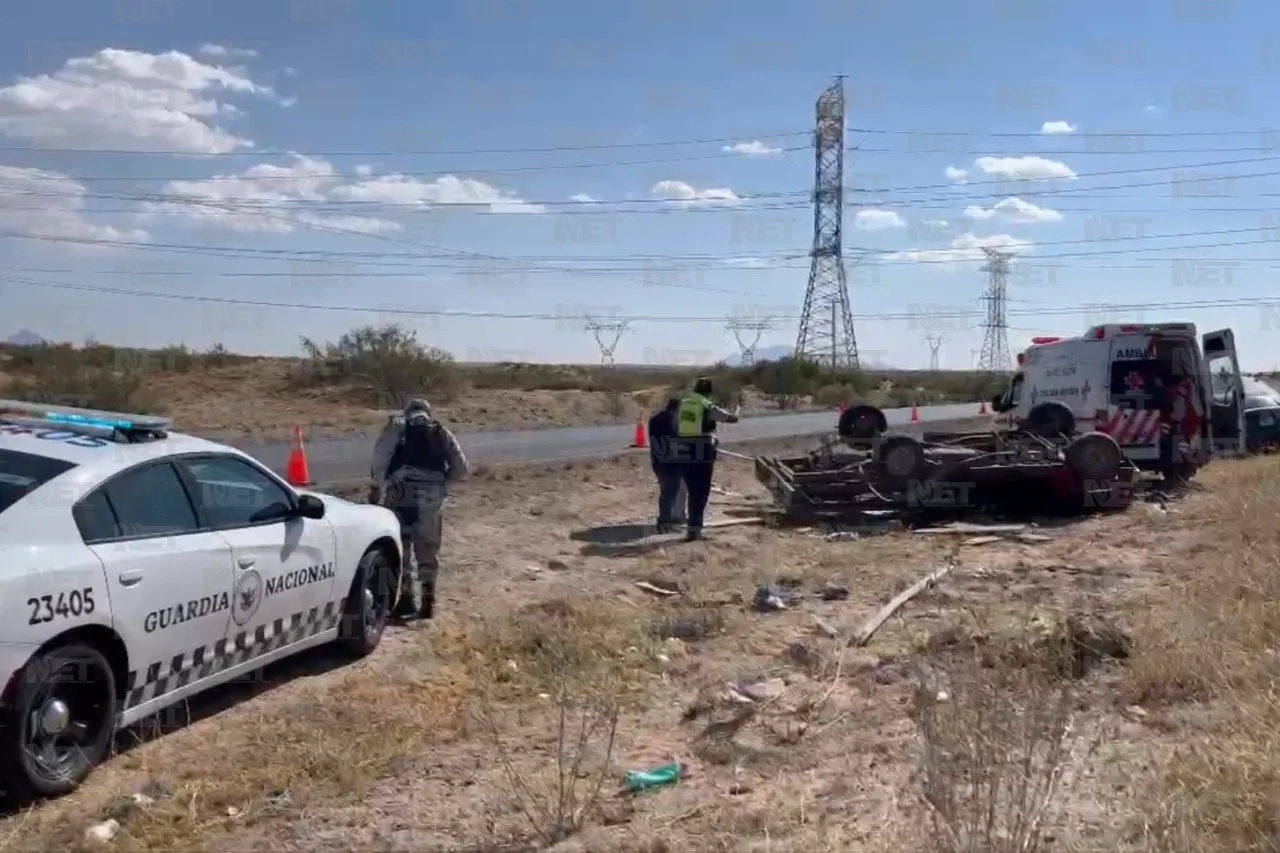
top-left (631, 411), bottom-right (647, 449)
top-left (285, 425), bottom-right (311, 486)
top-left (979, 398), bottom-right (988, 415)
top-left (909, 405), bottom-right (920, 423)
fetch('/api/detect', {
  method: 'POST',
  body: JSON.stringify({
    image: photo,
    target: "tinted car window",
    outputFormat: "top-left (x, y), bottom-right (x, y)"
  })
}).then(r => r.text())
top-left (0, 449), bottom-right (76, 516)
top-left (73, 489), bottom-right (119, 543)
top-left (184, 456), bottom-right (293, 528)
top-left (103, 463), bottom-right (200, 539)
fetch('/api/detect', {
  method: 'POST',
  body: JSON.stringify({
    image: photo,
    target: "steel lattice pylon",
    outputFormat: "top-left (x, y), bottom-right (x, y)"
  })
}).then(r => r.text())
top-left (795, 78), bottom-right (859, 371)
top-left (977, 248), bottom-right (1012, 373)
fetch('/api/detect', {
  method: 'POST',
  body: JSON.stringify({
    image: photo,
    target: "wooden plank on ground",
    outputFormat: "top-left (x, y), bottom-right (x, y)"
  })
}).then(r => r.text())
top-left (849, 565), bottom-right (954, 647)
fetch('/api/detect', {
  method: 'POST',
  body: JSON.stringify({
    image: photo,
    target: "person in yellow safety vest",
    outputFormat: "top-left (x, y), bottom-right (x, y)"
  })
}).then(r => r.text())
top-left (676, 377), bottom-right (740, 541)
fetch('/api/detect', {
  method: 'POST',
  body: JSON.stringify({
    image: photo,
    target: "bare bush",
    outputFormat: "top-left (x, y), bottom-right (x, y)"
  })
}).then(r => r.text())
top-left (292, 324), bottom-right (460, 406)
top-left (910, 639), bottom-right (1077, 853)
top-left (465, 599), bottom-right (654, 846)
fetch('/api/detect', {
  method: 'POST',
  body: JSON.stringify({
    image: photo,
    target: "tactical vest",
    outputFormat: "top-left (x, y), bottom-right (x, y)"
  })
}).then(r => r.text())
top-left (391, 417), bottom-right (449, 474)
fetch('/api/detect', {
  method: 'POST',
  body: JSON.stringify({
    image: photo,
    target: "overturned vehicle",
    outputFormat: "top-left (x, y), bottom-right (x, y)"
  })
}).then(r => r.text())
top-left (754, 402), bottom-right (1138, 525)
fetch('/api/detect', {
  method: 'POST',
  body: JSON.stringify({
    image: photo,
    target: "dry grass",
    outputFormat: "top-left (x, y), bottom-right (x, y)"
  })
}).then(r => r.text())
top-left (7, 440), bottom-right (1275, 852)
top-left (0, 327), bottom-right (1000, 440)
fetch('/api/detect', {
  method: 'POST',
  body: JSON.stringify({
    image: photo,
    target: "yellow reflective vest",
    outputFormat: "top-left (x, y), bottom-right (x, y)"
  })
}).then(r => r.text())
top-left (677, 393), bottom-right (711, 438)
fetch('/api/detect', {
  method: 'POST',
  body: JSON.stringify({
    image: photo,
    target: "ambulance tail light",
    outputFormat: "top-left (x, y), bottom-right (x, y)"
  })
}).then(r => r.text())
top-left (1119, 324), bottom-right (1143, 333)
top-left (1092, 327), bottom-right (1106, 340)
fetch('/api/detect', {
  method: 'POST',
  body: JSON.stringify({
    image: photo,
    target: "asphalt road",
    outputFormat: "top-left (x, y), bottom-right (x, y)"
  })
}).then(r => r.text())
top-left (228, 402), bottom-right (989, 484)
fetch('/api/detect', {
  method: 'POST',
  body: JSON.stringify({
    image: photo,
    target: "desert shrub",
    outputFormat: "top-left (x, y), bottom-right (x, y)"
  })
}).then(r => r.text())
top-left (292, 324), bottom-right (461, 406)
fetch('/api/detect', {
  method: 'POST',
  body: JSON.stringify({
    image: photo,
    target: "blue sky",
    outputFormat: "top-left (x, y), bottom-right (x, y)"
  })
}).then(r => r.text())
top-left (3, 0), bottom-right (1280, 369)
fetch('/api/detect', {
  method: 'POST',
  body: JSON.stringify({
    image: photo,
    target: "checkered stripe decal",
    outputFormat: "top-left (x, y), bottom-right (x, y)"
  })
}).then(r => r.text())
top-left (123, 599), bottom-right (346, 710)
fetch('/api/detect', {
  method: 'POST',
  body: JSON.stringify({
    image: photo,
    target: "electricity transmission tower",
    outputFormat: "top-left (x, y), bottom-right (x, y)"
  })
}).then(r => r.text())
top-left (726, 318), bottom-right (772, 365)
top-left (586, 318), bottom-right (628, 367)
top-left (923, 335), bottom-right (943, 371)
top-left (977, 248), bottom-right (1012, 373)
top-left (795, 77), bottom-right (859, 371)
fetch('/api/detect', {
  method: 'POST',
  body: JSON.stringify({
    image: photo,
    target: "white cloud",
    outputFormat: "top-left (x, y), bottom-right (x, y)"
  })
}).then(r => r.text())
top-left (945, 166), bottom-right (969, 184)
top-left (1144, 103), bottom-right (1164, 115)
top-left (0, 165), bottom-right (148, 247)
top-left (923, 219), bottom-right (949, 227)
top-left (974, 155), bottom-right (1077, 181)
top-left (650, 180), bottom-right (741, 207)
top-left (962, 196), bottom-right (1063, 223)
top-left (1040, 120), bottom-right (1076, 135)
top-left (146, 154), bottom-right (544, 234)
top-left (853, 208), bottom-right (905, 231)
top-left (722, 140), bottom-right (782, 156)
top-left (0, 48), bottom-right (280, 153)
top-left (885, 232), bottom-right (1034, 264)
top-left (197, 44), bottom-right (258, 59)
top-left (331, 173), bottom-right (545, 214)
top-left (568, 193), bottom-right (597, 203)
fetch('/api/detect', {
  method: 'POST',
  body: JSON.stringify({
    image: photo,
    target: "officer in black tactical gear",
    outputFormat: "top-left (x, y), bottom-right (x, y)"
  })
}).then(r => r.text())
top-left (369, 398), bottom-right (469, 621)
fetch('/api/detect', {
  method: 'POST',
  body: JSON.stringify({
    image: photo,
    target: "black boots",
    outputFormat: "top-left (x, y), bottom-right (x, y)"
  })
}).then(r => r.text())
top-left (419, 590), bottom-right (435, 620)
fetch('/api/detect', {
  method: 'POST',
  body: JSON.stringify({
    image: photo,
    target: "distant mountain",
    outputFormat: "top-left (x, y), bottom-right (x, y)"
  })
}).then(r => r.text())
top-left (5, 329), bottom-right (46, 346)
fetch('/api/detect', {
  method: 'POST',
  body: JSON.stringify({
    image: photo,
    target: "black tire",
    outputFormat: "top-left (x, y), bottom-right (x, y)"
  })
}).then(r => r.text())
top-left (1065, 432), bottom-right (1123, 481)
top-left (838, 405), bottom-right (887, 443)
top-left (338, 547), bottom-right (393, 657)
top-left (874, 433), bottom-right (929, 485)
top-left (0, 643), bottom-right (117, 801)
top-left (1023, 401), bottom-right (1076, 438)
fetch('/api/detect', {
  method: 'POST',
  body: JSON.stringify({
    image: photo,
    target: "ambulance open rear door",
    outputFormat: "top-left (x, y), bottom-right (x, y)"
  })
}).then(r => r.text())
top-left (1203, 328), bottom-right (1245, 457)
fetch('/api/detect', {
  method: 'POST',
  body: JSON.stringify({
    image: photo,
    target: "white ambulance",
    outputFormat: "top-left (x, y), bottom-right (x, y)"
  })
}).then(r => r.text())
top-left (990, 323), bottom-right (1245, 478)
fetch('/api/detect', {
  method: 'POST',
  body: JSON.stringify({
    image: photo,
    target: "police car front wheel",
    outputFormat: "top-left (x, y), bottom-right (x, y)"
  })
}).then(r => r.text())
top-left (338, 547), bottom-right (393, 656)
top-left (1, 644), bottom-right (117, 800)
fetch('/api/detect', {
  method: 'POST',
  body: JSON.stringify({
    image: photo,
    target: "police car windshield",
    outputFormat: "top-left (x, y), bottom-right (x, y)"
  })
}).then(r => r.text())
top-left (0, 449), bottom-right (77, 515)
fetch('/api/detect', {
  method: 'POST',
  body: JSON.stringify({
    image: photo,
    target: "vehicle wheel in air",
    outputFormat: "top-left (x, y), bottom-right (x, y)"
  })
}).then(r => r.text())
top-left (1023, 401), bottom-right (1076, 438)
top-left (338, 546), bottom-right (393, 657)
top-left (1064, 432), bottom-right (1123, 482)
top-left (874, 433), bottom-right (929, 485)
top-left (838, 405), bottom-right (887, 443)
top-left (0, 643), bottom-right (117, 802)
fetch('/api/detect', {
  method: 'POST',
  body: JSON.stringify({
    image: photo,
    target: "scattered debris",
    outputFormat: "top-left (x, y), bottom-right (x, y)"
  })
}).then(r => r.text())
top-left (961, 535), bottom-right (1005, 547)
top-left (624, 761), bottom-right (683, 793)
top-left (810, 613), bottom-right (840, 639)
top-left (636, 581), bottom-right (679, 597)
top-left (705, 516), bottom-right (767, 530)
top-left (850, 564), bottom-right (955, 647)
top-left (914, 523), bottom-right (1029, 535)
top-left (85, 820), bottom-right (120, 844)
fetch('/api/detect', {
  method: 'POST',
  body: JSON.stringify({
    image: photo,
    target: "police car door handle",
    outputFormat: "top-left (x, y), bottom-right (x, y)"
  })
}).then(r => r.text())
top-left (118, 570), bottom-right (143, 587)
top-left (237, 557), bottom-right (256, 570)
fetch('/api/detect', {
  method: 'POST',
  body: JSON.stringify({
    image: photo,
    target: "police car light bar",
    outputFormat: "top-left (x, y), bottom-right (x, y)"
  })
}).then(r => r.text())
top-left (0, 399), bottom-right (172, 432)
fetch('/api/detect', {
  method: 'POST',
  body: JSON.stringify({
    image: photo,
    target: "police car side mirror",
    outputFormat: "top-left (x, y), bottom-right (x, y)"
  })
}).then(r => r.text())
top-left (295, 493), bottom-right (327, 520)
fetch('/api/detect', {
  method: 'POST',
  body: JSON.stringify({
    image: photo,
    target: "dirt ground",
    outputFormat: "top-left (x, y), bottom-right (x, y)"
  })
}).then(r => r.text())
top-left (3, 442), bottom-right (1273, 853)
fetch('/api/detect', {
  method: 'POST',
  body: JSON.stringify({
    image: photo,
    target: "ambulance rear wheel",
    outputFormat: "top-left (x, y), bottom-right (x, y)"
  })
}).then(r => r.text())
top-left (1065, 432), bottom-right (1123, 482)
top-left (838, 405), bottom-right (887, 443)
top-left (1024, 401), bottom-right (1076, 438)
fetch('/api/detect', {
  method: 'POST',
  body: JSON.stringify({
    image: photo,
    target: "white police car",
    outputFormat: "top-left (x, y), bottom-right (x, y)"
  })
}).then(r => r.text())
top-left (0, 400), bottom-right (403, 800)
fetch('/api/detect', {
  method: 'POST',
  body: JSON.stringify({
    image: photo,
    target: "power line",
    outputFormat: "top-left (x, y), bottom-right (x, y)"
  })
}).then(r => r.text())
top-left (17, 147), bottom-right (809, 183)
top-left (8, 272), bottom-right (1280, 323)
top-left (849, 127), bottom-right (1280, 139)
top-left (0, 131), bottom-right (812, 157)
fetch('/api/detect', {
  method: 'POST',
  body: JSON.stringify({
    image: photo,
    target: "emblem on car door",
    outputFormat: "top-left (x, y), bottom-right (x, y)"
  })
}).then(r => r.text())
top-left (232, 569), bottom-right (264, 626)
